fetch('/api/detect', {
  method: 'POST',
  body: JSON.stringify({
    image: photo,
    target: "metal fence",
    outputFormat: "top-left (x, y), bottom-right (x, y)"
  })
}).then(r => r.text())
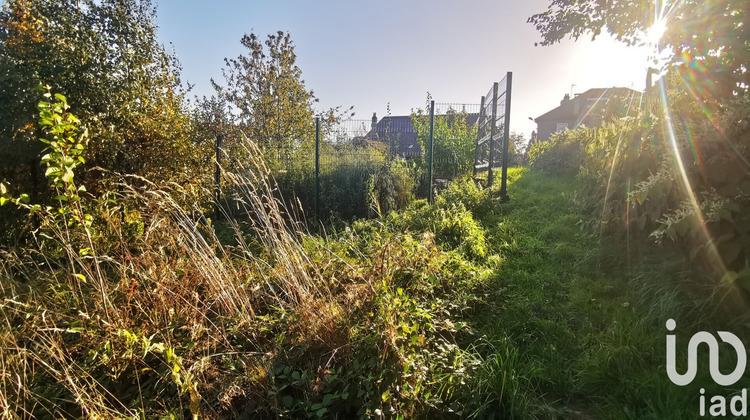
top-left (239, 101), bottom-right (481, 221)
top-left (215, 88), bottom-right (514, 221)
top-left (474, 72), bottom-right (512, 200)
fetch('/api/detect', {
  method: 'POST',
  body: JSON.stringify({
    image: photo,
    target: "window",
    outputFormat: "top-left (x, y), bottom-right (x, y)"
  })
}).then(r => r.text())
top-left (555, 123), bottom-right (569, 132)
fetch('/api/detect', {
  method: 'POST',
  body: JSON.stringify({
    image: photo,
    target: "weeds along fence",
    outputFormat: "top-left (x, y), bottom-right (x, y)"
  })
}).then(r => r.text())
top-left (225, 102), bottom-right (480, 222)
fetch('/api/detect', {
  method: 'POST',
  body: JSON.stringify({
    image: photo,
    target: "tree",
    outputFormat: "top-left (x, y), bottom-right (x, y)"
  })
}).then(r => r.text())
top-left (528, 0), bottom-right (748, 99)
top-left (0, 0), bottom-right (204, 195)
top-left (214, 31), bottom-right (317, 151)
top-left (530, 1), bottom-right (750, 281)
top-left (412, 104), bottom-right (477, 179)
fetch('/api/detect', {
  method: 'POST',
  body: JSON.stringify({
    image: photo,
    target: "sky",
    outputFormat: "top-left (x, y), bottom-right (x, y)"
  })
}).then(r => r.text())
top-left (154, 0), bottom-right (656, 139)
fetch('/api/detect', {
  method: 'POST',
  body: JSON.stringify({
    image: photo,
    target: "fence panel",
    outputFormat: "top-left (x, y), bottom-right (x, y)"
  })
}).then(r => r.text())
top-left (473, 72), bottom-right (512, 198)
top-left (241, 102), bottom-right (480, 221)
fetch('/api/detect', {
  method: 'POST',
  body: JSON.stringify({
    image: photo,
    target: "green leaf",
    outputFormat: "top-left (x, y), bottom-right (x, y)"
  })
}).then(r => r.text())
top-left (62, 168), bottom-right (75, 183)
top-left (281, 395), bottom-right (293, 408)
top-left (381, 389), bottom-right (390, 402)
top-left (45, 167), bottom-right (60, 177)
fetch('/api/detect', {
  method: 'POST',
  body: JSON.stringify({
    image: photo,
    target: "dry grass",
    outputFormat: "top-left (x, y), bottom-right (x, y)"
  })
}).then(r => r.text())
top-left (0, 138), bottom-right (351, 418)
top-left (0, 135), bottom-right (490, 418)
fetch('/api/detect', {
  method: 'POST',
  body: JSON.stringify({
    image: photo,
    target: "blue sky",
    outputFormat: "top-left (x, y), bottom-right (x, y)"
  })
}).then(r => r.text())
top-left (155, 0), bottom-right (654, 138)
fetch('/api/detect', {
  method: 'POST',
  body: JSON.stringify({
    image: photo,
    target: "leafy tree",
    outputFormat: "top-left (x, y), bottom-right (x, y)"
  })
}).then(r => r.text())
top-left (412, 106), bottom-right (477, 179)
top-left (0, 0), bottom-right (206, 196)
top-left (214, 31), bottom-right (317, 151)
top-left (528, 0), bottom-right (748, 99)
top-left (509, 132), bottom-right (527, 165)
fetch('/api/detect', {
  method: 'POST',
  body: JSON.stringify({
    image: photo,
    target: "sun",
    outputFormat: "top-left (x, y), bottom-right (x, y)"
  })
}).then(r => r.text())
top-left (645, 18), bottom-right (668, 46)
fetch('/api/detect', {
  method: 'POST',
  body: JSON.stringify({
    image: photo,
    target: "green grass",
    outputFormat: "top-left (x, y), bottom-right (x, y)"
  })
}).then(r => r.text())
top-left (467, 167), bottom-right (750, 418)
top-left (4, 157), bottom-right (748, 418)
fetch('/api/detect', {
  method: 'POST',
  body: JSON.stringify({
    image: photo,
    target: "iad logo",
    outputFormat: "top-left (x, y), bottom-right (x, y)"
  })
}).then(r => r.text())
top-left (666, 319), bottom-right (746, 386)
top-left (666, 319), bottom-right (749, 417)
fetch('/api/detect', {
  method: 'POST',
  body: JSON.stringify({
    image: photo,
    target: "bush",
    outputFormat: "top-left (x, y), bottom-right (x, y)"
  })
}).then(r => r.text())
top-left (0, 94), bottom-right (492, 418)
top-left (532, 74), bottom-right (750, 289)
top-left (268, 144), bottom-right (417, 221)
top-left (435, 176), bottom-right (493, 216)
top-left (527, 129), bottom-right (587, 175)
top-left (387, 199), bottom-right (487, 261)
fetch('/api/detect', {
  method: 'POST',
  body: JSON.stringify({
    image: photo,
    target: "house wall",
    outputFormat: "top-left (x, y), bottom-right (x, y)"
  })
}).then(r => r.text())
top-left (536, 120), bottom-right (566, 142)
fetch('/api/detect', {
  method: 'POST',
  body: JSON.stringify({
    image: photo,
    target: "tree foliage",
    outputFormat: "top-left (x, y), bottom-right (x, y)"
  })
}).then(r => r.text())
top-left (529, 0), bottom-right (750, 284)
top-left (214, 31), bottom-right (317, 150)
top-left (528, 0), bottom-right (748, 99)
top-left (0, 0), bottom-right (208, 196)
top-left (412, 106), bottom-right (477, 179)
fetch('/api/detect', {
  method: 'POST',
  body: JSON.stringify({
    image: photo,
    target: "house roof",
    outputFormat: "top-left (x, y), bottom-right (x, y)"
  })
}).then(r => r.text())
top-left (534, 87), bottom-right (641, 122)
top-left (368, 116), bottom-right (419, 155)
top-left (367, 113), bottom-right (479, 156)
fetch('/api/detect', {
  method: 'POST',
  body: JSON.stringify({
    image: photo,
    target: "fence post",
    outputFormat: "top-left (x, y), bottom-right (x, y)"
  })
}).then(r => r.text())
top-left (214, 132), bottom-right (222, 221)
top-left (473, 95), bottom-right (485, 178)
top-left (427, 100), bottom-right (435, 204)
top-left (500, 72), bottom-right (512, 202)
top-left (315, 117), bottom-right (320, 219)
top-left (488, 82), bottom-right (499, 187)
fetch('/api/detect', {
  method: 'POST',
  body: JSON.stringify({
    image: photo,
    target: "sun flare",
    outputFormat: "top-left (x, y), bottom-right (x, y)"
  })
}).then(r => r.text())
top-left (646, 18), bottom-right (668, 45)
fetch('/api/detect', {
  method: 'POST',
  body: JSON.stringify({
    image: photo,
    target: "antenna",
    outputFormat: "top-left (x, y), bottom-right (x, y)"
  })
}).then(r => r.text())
top-left (570, 84), bottom-right (577, 97)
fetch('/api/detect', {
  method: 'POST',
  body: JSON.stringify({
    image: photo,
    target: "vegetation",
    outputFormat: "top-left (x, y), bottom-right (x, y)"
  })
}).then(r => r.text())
top-left (0, 94), bottom-right (496, 417)
top-left (412, 104), bottom-right (477, 179)
top-left (265, 142), bottom-right (416, 220)
top-left (0, 0), bottom-right (747, 417)
top-left (529, 0), bottom-right (747, 100)
top-left (0, 0), bottom-right (203, 197)
top-left (213, 30), bottom-right (318, 151)
top-left (528, 72), bottom-right (750, 288)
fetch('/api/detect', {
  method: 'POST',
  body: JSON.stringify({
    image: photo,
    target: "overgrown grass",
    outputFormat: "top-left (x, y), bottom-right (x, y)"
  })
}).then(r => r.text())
top-left (470, 167), bottom-right (750, 418)
top-left (0, 130), bottom-right (500, 418)
top-left (3, 119), bottom-right (749, 418)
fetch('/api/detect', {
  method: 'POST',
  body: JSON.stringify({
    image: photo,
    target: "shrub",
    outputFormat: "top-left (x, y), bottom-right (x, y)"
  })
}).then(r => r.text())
top-left (1, 92), bottom-right (490, 418)
top-left (527, 129), bottom-right (587, 175)
top-left (387, 200), bottom-right (487, 261)
top-left (268, 144), bottom-right (416, 221)
top-left (435, 176), bottom-right (492, 216)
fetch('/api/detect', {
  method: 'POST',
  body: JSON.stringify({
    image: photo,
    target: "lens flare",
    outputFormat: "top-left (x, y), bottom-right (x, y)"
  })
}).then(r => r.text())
top-left (657, 79), bottom-right (727, 275)
top-left (646, 18), bottom-right (668, 45)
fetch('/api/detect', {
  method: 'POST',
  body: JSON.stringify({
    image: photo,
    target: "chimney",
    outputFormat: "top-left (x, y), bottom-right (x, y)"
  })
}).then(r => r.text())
top-left (371, 112), bottom-right (377, 131)
top-left (560, 94), bottom-right (570, 106)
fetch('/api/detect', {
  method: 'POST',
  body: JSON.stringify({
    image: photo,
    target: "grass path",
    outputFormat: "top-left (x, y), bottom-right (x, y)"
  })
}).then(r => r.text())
top-left (469, 168), bottom-right (709, 418)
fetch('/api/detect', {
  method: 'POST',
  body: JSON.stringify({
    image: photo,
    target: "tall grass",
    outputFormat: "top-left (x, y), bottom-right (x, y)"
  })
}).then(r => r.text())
top-left (0, 133), bottom-right (494, 417)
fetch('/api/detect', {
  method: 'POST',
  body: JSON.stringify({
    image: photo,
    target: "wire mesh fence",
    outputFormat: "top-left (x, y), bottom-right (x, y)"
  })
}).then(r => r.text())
top-left (225, 101), bottom-right (483, 221)
top-left (474, 73), bottom-right (512, 195)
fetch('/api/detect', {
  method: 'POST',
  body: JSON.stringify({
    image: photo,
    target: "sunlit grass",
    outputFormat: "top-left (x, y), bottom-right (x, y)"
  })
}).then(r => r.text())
top-left (470, 167), bottom-right (750, 417)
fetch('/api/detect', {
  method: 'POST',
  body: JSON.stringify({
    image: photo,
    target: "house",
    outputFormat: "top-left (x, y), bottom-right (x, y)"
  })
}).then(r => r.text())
top-left (366, 112), bottom-right (480, 157)
top-left (367, 114), bottom-right (420, 157)
top-left (532, 87), bottom-right (641, 142)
